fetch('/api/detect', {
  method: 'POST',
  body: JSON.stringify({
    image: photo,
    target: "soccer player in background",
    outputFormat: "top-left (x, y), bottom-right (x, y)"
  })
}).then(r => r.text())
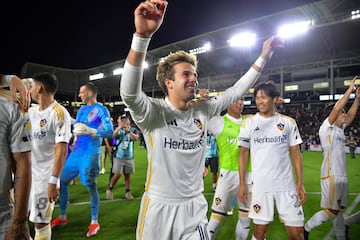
top-left (238, 81), bottom-right (306, 240)
top-left (27, 73), bottom-right (72, 240)
top-left (207, 99), bottom-right (252, 240)
top-left (51, 82), bottom-right (113, 237)
top-left (120, 1), bottom-right (279, 239)
top-left (304, 76), bottom-right (360, 240)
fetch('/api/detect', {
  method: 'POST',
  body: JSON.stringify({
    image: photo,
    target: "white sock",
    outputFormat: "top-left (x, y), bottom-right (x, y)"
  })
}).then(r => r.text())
top-left (346, 210), bottom-right (360, 225)
top-left (235, 216), bottom-right (250, 240)
top-left (91, 219), bottom-right (98, 224)
top-left (208, 212), bottom-right (225, 240)
top-left (35, 224), bottom-right (51, 240)
top-left (332, 212), bottom-right (345, 239)
top-left (305, 210), bottom-right (333, 231)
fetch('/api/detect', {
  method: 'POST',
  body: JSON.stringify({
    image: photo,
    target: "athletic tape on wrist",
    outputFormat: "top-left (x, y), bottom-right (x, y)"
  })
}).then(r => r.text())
top-left (131, 34), bottom-right (151, 53)
top-left (254, 57), bottom-right (267, 69)
top-left (49, 175), bottom-right (58, 185)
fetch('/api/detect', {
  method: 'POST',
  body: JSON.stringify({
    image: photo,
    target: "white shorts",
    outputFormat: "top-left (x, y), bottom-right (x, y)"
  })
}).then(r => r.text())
top-left (136, 192), bottom-right (209, 240)
top-left (211, 169), bottom-right (250, 214)
top-left (320, 175), bottom-right (348, 210)
top-left (249, 190), bottom-right (304, 227)
top-left (112, 158), bottom-right (134, 174)
top-left (29, 184), bottom-right (54, 224)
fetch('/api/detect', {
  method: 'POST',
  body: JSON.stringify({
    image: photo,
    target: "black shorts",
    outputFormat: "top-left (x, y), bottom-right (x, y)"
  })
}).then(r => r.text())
top-left (205, 157), bottom-right (219, 173)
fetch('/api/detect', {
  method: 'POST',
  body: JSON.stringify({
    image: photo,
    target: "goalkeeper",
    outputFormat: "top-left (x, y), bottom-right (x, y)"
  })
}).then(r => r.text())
top-left (51, 82), bottom-right (113, 238)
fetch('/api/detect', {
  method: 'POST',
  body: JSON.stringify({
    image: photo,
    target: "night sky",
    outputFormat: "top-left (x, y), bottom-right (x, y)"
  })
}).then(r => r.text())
top-left (1, 0), bottom-right (318, 75)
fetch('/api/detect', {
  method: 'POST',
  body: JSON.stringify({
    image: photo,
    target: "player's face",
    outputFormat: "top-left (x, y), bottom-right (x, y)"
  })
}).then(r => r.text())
top-left (336, 109), bottom-right (348, 126)
top-left (167, 62), bottom-right (198, 103)
top-left (255, 90), bottom-right (276, 116)
top-left (78, 86), bottom-right (90, 104)
top-left (29, 81), bottom-right (39, 103)
top-left (228, 99), bottom-right (244, 117)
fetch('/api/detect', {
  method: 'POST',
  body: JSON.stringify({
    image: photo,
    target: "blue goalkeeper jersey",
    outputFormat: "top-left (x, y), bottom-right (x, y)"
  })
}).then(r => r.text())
top-left (73, 103), bottom-right (113, 155)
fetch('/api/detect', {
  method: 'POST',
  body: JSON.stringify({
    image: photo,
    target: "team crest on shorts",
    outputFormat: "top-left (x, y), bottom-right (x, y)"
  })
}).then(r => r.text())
top-left (194, 118), bottom-right (203, 130)
top-left (40, 118), bottom-right (47, 127)
top-left (215, 196), bottom-right (222, 206)
top-left (277, 122), bottom-right (285, 131)
top-left (252, 203), bottom-right (262, 214)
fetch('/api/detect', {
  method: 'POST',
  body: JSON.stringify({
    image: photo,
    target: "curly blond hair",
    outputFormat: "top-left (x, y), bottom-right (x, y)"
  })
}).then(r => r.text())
top-left (156, 50), bottom-right (198, 95)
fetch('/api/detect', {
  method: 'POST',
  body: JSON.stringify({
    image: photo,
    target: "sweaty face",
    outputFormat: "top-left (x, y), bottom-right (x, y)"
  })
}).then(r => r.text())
top-left (167, 62), bottom-right (198, 103)
top-left (255, 90), bottom-right (276, 116)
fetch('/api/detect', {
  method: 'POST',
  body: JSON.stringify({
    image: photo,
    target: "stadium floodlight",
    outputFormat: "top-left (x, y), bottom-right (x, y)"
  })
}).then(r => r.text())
top-left (89, 73), bottom-right (104, 81)
top-left (351, 9), bottom-right (360, 20)
top-left (277, 20), bottom-right (313, 39)
top-left (228, 32), bottom-right (257, 47)
top-left (189, 42), bottom-right (212, 55)
top-left (113, 68), bottom-right (124, 76)
top-left (243, 100), bottom-right (251, 105)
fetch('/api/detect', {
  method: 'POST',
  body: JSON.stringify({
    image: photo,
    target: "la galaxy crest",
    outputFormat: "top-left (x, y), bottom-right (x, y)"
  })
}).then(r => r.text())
top-left (40, 119), bottom-right (47, 127)
top-left (193, 118), bottom-right (203, 130)
top-left (277, 122), bottom-right (284, 131)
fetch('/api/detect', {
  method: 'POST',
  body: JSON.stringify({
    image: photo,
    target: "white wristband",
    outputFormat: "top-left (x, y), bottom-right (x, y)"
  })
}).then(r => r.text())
top-left (131, 34), bottom-right (151, 53)
top-left (49, 175), bottom-right (58, 185)
top-left (254, 57), bottom-right (267, 69)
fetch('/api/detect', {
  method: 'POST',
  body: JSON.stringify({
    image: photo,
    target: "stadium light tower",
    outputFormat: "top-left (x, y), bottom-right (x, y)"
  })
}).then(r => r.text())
top-left (351, 9), bottom-right (360, 20)
top-left (228, 32), bottom-right (257, 47)
top-left (189, 42), bottom-right (212, 55)
top-left (277, 20), bottom-right (313, 39)
top-left (89, 73), bottom-right (104, 81)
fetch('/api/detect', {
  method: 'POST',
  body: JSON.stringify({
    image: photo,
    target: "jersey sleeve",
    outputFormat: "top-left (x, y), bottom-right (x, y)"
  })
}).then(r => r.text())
top-left (96, 106), bottom-right (114, 138)
top-left (207, 116), bottom-right (224, 137)
top-left (238, 118), bottom-right (251, 149)
top-left (10, 107), bottom-right (32, 153)
top-left (54, 105), bottom-right (72, 144)
top-left (288, 118), bottom-right (303, 146)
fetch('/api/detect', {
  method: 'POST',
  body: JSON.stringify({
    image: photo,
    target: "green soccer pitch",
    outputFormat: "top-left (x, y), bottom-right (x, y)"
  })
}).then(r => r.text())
top-left (42, 142), bottom-right (359, 239)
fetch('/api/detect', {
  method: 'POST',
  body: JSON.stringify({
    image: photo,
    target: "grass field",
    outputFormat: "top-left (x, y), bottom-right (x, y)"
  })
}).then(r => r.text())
top-left (43, 142), bottom-right (360, 239)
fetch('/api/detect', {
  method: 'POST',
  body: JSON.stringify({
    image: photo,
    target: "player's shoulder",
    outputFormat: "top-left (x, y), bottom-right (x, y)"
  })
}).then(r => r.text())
top-left (278, 113), bottom-right (297, 124)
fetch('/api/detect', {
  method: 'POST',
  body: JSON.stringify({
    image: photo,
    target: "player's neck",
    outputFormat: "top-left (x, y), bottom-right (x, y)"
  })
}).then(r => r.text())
top-left (38, 96), bottom-right (54, 111)
top-left (86, 99), bottom-right (97, 106)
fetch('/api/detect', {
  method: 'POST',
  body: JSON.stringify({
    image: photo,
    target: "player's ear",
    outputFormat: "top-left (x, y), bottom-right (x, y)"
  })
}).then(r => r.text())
top-left (165, 78), bottom-right (173, 90)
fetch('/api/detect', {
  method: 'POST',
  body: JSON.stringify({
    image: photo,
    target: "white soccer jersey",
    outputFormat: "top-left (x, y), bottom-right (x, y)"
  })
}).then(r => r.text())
top-left (28, 101), bottom-right (71, 183)
top-left (319, 118), bottom-right (347, 178)
top-left (238, 112), bottom-right (302, 192)
top-left (121, 62), bottom-right (261, 199)
top-left (0, 93), bottom-right (32, 197)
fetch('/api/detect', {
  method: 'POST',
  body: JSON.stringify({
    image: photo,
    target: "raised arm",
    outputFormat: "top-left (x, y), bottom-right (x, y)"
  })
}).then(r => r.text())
top-left (0, 74), bottom-right (30, 112)
top-left (328, 76), bottom-right (357, 125)
top-left (120, 0), bottom-right (168, 102)
top-left (346, 84), bottom-right (360, 126)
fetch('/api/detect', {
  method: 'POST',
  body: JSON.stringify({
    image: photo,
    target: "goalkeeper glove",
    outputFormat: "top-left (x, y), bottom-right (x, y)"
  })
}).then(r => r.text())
top-left (73, 123), bottom-right (97, 136)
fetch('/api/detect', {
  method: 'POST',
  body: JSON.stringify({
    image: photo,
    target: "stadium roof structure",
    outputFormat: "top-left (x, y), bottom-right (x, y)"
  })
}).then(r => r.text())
top-left (21, 0), bottom-right (360, 102)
